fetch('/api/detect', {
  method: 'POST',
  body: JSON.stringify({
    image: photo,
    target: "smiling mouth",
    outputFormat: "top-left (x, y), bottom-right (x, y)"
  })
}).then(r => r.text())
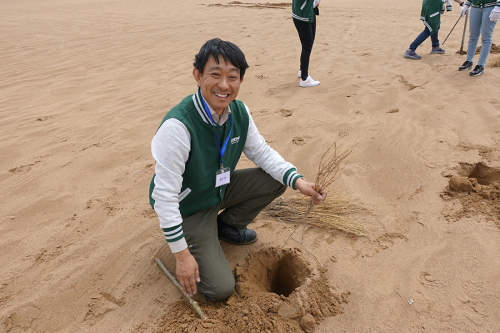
top-left (214, 92), bottom-right (230, 98)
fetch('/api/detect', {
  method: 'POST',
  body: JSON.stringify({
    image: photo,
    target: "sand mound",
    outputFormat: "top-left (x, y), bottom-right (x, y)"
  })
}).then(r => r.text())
top-left (441, 162), bottom-right (500, 226)
top-left (475, 43), bottom-right (500, 54)
top-left (456, 43), bottom-right (500, 55)
top-left (488, 55), bottom-right (500, 67)
top-left (148, 248), bottom-right (349, 333)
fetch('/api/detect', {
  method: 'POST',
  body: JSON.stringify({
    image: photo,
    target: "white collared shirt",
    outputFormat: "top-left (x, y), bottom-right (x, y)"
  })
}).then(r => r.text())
top-left (205, 102), bottom-right (230, 125)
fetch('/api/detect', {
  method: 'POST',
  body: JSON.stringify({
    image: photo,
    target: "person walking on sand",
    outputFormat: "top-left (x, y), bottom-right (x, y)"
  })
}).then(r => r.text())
top-left (404, 0), bottom-right (453, 60)
top-left (292, 0), bottom-right (321, 87)
top-left (458, 0), bottom-right (500, 76)
top-left (149, 38), bottom-right (327, 302)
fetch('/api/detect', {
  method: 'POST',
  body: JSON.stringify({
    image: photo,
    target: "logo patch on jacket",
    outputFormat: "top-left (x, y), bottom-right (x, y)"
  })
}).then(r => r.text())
top-left (231, 136), bottom-right (240, 144)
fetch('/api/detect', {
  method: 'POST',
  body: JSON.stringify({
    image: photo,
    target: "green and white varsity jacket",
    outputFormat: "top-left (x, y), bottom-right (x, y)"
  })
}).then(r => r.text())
top-left (292, 0), bottom-right (315, 22)
top-left (464, 0), bottom-right (500, 8)
top-left (150, 90), bottom-right (304, 253)
top-left (420, 0), bottom-right (445, 35)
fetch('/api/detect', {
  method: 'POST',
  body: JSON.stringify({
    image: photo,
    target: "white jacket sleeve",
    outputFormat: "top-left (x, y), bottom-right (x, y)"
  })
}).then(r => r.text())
top-left (151, 118), bottom-right (190, 253)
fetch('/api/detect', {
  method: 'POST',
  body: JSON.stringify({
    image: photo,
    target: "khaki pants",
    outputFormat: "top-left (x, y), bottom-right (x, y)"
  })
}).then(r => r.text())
top-left (181, 168), bottom-right (287, 301)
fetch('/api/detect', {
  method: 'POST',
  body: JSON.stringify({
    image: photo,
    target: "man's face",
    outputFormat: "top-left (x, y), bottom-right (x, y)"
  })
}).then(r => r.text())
top-left (193, 54), bottom-right (244, 115)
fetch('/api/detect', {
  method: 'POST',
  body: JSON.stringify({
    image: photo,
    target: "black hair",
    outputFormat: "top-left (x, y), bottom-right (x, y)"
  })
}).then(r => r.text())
top-left (193, 38), bottom-right (249, 79)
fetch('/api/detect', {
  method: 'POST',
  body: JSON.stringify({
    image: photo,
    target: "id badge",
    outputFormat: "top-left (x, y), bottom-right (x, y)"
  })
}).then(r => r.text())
top-left (215, 167), bottom-right (231, 187)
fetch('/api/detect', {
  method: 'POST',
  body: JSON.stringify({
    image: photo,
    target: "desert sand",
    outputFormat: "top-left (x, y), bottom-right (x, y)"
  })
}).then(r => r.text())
top-left (2, 0), bottom-right (500, 332)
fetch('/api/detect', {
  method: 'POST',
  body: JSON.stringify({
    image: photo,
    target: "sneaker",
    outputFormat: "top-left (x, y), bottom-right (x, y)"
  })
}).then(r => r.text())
top-left (446, 4), bottom-right (453, 11)
top-left (298, 69), bottom-right (301, 77)
top-left (470, 64), bottom-right (484, 76)
top-left (459, 60), bottom-right (473, 71)
top-left (404, 49), bottom-right (421, 60)
top-left (430, 46), bottom-right (445, 54)
top-left (218, 226), bottom-right (258, 245)
top-left (299, 75), bottom-right (320, 87)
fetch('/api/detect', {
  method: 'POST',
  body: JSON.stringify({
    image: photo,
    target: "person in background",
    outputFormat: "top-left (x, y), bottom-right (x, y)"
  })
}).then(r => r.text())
top-left (292, 0), bottom-right (321, 87)
top-left (458, 0), bottom-right (500, 76)
top-left (447, 0), bottom-right (454, 11)
top-left (404, 0), bottom-right (453, 60)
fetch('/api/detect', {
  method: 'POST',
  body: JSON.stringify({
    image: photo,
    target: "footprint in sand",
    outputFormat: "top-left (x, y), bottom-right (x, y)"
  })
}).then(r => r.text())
top-left (278, 109), bottom-right (293, 117)
top-left (292, 137), bottom-right (305, 146)
top-left (35, 116), bottom-right (54, 122)
top-left (396, 75), bottom-right (426, 91)
top-left (489, 99), bottom-right (500, 110)
top-left (8, 160), bottom-right (42, 174)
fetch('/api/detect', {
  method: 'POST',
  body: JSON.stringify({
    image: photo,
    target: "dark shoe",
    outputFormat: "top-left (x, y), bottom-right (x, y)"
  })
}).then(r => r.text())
top-left (404, 49), bottom-right (421, 60)
top-left (430, 46), bottom-right (445, 54)
top-left (218, 226), bottom-right (257, 245)
top-left (459, 60), bottom-right (473, 71)
top-left (470, 65), bottom-right (484, 76)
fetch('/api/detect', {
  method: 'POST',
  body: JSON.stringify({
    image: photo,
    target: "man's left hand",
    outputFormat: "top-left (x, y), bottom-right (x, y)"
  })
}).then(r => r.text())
top-left (295, 178), bottom-right (327, 206)
top-left (460, 4), bottom-right (470, 16)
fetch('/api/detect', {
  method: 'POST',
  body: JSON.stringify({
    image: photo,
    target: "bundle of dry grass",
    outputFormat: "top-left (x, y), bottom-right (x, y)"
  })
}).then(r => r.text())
top-left (275, 141), bottom-right (361, 255)
top-left (313, 141), bottom-right (357, 194)
top-left (265, 194), bottom-right (370, 237)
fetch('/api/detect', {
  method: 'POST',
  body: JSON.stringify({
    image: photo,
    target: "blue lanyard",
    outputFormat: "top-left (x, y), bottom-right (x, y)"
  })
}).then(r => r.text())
top-left (200, 93), bottom-right (232, 168)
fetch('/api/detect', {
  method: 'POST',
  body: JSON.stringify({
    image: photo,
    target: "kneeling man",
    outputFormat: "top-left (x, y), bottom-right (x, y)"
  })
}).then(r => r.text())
top-left (149, 38), bottom-right (326, 301)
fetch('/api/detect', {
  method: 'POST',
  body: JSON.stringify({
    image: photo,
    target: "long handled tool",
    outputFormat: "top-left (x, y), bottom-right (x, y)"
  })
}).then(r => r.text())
top-left (155, 257), bottom-right (207, 320)
top-left (460, 12), bottom-right (469, 54)
top-left (442, 15), bottom-right (462, 45)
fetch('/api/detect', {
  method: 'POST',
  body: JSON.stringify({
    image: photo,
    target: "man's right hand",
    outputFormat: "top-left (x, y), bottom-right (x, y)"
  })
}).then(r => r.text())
top-left (173, 248), bottom-right (200, 297)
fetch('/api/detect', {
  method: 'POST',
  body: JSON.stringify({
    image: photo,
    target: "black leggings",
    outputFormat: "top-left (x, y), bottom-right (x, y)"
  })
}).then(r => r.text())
top-left (293, 16), bottom-right (316, 81)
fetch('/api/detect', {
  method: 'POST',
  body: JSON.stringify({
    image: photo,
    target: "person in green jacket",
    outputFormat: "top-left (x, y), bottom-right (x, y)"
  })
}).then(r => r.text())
top-left (458, 0), bottom-right (500, 76)
top-left (404, 0), bottom-right (452, 60)
top-left (150, 38), bottom-right (327, 301)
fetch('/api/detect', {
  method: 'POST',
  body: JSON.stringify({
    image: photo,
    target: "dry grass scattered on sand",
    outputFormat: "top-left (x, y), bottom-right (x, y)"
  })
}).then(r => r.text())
top-left (264, 194), bottom-right (370, 237)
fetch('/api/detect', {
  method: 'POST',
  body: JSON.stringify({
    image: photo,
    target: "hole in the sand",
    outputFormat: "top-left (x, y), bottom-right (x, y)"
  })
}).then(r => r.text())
top-left (268, 250), bottom-right (311, 297)
top-left (159, 248), bottom-right (347, 333)
top-left (235, 248), bottom-right (311, 298)
top-left (463, 162), bottom-right (500, 185)
top-left (269, 255), bottom-right (303, 297)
